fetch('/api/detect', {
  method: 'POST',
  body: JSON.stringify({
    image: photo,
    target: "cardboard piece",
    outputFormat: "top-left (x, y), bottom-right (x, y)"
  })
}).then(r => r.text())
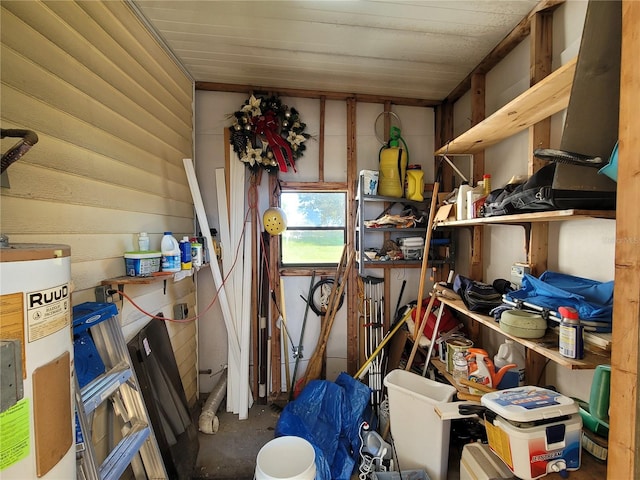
top-left (32, 351), bottom-right (72, 477)
top-left (435, 204), bottom-right (455, 222)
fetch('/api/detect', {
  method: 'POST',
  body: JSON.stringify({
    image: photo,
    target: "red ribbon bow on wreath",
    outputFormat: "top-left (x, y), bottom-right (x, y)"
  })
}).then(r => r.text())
top-left (254, 112), bottom-right (296, 173)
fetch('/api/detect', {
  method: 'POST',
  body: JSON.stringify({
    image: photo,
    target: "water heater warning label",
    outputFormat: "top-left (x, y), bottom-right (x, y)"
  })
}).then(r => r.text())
top-left (26, 283), bottom-right (70, 342)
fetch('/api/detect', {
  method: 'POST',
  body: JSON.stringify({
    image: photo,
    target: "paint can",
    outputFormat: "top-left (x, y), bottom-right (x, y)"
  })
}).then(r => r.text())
top-left (445, 337), bottom-right (473, 373)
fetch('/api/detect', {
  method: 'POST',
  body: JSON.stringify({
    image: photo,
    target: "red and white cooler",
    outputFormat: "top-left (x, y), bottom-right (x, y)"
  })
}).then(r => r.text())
top-left (481, 386), bottom-right (582, 479)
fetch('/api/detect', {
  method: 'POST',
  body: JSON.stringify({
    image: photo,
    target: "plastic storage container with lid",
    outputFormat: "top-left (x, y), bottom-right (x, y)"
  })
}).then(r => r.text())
top-left (481, 386), bottom-right (582, 480)
top-left (124, 251), bottom-right (161, 277)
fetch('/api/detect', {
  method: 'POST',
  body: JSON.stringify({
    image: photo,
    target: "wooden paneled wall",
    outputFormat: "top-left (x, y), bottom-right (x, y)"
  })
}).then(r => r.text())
top-left (0, 1), bottom-right (197, 406)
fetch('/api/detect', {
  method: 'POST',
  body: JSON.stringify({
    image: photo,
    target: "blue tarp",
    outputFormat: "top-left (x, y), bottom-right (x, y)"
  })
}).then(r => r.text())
top-left (275, 372), bottom-right (371, 480)
top-left (506, 271), bottom-right (614, 324)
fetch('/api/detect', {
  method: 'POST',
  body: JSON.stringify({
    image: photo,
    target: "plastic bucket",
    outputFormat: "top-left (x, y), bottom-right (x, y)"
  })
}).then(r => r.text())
top-left (255, 436), bottom-right (316, 480)
top-left (383, 369), bottom-right (456, 480)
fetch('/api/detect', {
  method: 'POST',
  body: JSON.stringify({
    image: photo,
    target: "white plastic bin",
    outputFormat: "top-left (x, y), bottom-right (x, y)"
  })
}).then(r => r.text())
top-left (383, 369), bottom-right (456, 480)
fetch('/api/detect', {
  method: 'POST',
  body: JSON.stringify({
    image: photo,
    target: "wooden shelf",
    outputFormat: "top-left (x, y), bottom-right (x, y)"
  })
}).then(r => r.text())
top-left (358, 258), bottom-right (449, 269)
top-left (101, 267), bottom-right (201, 286)
top-left (435, 209), bottom-right (615, 227)
top-left (358, 192), bottom-right (431, 205)
top-left (363, 226), bottom-right (427, 233)
top-left (437, 296), bottom-right (610, 370)
top-left (435, 57), bottom-right (577, 155)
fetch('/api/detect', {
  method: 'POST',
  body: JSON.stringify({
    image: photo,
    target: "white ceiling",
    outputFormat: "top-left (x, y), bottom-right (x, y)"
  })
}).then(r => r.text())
top-left (132, 0), bottom-right (541, 101)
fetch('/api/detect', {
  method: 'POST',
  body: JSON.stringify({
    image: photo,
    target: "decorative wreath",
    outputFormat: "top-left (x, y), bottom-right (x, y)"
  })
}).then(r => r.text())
top-left (228, 95), bottom-right (311, 173)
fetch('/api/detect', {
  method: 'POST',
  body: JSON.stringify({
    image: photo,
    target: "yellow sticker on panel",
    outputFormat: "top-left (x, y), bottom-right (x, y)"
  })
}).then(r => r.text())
top-left (0, 399), bottom-right (30, 471)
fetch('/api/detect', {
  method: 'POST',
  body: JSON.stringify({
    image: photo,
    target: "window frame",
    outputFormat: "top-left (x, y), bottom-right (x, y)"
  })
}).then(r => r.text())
top-left (278, 188), bottom-right (348, 269)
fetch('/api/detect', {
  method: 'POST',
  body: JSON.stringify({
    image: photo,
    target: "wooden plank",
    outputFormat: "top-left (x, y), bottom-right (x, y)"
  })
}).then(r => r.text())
top-left (469, 72), bottom-right (485, 281)
top-left (609, 1), bottom-right (640, 477)
top-left (32, 352), bottom-right (72, 476)
top-left (445, 0), bottom-right (565, 103)
top-left (268, 172), bottom-right (282, 396)
top-left (528, 10), bottom-right (554, 173)
top-left (195, 81), bottom-right (440, 107)
top-left (435, 209), bottom-right (615, 227)
top-left (278, 181), bottom-right (348, 191)
top-left (346, 97), bottom-right (359, 374)
top-left (435, 57), bottom-right (576, 155)
top-left (280, 268), bottom-right (336, 276)
top-left (438, 297), bottom-right (610, 370)
top-left (319, 96), bottom-right (325, 182)
top-left (434, 101), bottom-right (455, 192)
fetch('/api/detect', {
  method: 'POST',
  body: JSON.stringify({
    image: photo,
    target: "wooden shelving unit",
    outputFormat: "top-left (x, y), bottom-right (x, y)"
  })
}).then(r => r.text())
top-left (432, 53), bottom-right (614, 386)
top-left (435, 209), bottom-right (615, 227)
top-left (435, 57), bottom-right (576, 155)
top-left (436, 296), bottom-right (610, 370)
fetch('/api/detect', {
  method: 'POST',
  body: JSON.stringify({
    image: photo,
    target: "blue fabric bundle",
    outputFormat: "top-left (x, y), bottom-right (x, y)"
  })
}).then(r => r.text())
top-left (275, 372), bottom-right (371, 480)
top-left (506, 271), bottom-right (614, 326)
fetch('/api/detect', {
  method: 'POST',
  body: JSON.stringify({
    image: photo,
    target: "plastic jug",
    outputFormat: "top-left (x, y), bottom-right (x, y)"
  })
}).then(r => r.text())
top-left (405, 165), bottom-right (424, 201)
top-left (466, 181), bottom-right (484, 219)
top-left (494, 339), bottom-right (526, 386)
top-left (467, 348), bottom-right (516, 393)
top-left (378, 126), bottom-right (408, 198)
top-left (161, 232), bottom-right (181, 272)
top-left (179, 236), bottom-right (192, 270)
top-left (456, 183), bottom-right (472, 220)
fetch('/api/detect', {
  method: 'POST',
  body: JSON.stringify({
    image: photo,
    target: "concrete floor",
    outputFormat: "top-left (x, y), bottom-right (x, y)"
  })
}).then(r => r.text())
top-left (191, 403), bottom-right (280, 480)
top-left (189, 401), bottom-right (462, 480)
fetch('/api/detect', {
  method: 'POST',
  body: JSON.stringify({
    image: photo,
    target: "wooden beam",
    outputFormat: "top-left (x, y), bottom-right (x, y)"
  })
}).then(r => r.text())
top-left (434, 101), bottom-right (454, 191)
top-left (445, 0), bottom-right (565, 104)
top-left (268, 172), bottom-right (282, 397)
top-left (609, 1), bottom-right (640, 477)
top-left (468, 73), bottom-right (486, 281)
top-left (346, 97), bottom-right (359, 374)
top-left (527, 8), bottom-right (553, 294)
top-left (278, 181), bottom-right (348, 191)
top-left (319, 96), bottom-right (326, 182)
top-left (196, 81), bottom-right (440, 107)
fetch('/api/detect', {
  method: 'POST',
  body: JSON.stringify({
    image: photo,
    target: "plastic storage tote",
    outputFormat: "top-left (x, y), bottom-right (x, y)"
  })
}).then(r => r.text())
top-left (383, 369), bottom-right (456, 480)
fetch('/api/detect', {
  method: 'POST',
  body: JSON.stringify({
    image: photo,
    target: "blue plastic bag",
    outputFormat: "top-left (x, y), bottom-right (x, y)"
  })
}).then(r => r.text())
top-left (275, 372), bottom-right (371, 480)
top-left (506, 271), bottom-right (613, 324)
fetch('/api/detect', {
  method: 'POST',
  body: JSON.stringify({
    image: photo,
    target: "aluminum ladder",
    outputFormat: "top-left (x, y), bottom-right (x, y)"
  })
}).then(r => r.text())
top-left (73, 302), bottom-right (167, 480)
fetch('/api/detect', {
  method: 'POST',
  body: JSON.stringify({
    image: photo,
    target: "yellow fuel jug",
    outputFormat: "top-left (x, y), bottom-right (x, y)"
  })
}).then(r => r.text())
top-left (405, 164), bottom-right (424, 201)
top-left (378, 126), bottom-right (409, 197)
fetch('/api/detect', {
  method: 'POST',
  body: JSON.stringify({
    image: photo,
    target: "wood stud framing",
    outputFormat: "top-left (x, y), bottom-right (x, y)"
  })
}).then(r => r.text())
top-left (609, 1), bottom-right (640, 477)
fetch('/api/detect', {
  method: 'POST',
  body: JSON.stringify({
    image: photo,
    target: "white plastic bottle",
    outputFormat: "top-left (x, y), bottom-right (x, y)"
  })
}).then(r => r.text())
top-left (466, 181), bottom-right (484, 219)
top-left (161, 232), bottom-right (181, 272)
top-left (456, 182), bottom-right (472, 221)
top-left (179, 236), bottom-right (192, 270)
top-left (494, 339), bottom-right (526, 386)
top-left (138, 232), bottom-right (150, 251)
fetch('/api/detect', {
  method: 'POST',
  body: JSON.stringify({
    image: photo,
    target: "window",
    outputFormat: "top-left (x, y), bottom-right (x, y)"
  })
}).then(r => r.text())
top-left (280, 191), bottom-right (346, 266)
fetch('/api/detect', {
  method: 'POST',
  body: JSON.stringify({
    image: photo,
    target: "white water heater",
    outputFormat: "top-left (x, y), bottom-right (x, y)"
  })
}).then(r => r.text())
top-left (0, 244), bottom-right (75, 479)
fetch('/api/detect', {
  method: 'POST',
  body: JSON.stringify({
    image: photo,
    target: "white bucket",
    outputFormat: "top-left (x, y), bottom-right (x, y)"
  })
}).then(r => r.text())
top-left (255, 436), bottom-right (316, 480)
